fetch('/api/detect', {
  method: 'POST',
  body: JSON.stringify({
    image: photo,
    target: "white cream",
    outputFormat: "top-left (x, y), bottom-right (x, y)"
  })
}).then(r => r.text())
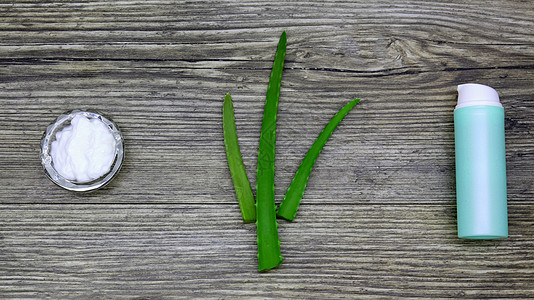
top-left (50, 114), bottom-right (116, 183)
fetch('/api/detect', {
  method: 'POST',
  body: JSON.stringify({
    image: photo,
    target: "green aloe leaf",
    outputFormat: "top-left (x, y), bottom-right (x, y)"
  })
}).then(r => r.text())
top-left (223, 93), bottom-right (256, 223)
top-left (256, 31), bottom-right (286, 271)
top-left (277, 99), bottom-right (361, 221)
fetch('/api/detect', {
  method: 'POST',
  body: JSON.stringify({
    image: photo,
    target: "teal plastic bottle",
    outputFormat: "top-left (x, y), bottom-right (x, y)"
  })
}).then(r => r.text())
top-left (455, 83), bottom-right (508, 239)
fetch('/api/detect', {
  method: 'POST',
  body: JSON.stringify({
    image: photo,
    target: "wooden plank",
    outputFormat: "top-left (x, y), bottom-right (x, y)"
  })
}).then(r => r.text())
top-left (1, 204), bottom-right (533, 298)
top-left (0, 62), bottom-right (533, 205)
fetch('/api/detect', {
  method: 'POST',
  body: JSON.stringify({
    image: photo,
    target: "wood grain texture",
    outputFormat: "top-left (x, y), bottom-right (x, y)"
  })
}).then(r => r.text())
top-left (1, 0), bottom-right (534, 298)
top-left (1, 204), bottom-right (533, 298)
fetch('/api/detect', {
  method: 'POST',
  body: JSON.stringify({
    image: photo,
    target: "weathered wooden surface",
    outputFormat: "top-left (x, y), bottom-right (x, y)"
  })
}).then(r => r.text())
top-left (1, 0), bottom-right (534, 298)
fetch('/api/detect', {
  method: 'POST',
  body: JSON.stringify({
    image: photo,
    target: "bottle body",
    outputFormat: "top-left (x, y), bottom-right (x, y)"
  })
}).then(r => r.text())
top-left (454, 105), bottom-right (508, 239)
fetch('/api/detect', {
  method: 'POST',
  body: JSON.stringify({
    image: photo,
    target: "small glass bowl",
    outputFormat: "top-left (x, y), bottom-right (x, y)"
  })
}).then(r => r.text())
top-left (40, 109), bottom-right (125, 192)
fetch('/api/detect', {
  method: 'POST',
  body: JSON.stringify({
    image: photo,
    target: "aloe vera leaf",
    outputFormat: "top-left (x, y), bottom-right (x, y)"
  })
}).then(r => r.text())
top-left (223, 93), bottom-right (256, 223)
top-left (277, 99), bottom-right (361, 221)
top-left (256, 31), bottom-right (286, 271)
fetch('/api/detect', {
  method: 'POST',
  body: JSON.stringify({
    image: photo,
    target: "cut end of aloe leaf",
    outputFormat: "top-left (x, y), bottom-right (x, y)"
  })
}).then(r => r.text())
top-left (276, 208), bottom-right (296, 222)
top-left (258, 255), bottom-right (283, 272)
